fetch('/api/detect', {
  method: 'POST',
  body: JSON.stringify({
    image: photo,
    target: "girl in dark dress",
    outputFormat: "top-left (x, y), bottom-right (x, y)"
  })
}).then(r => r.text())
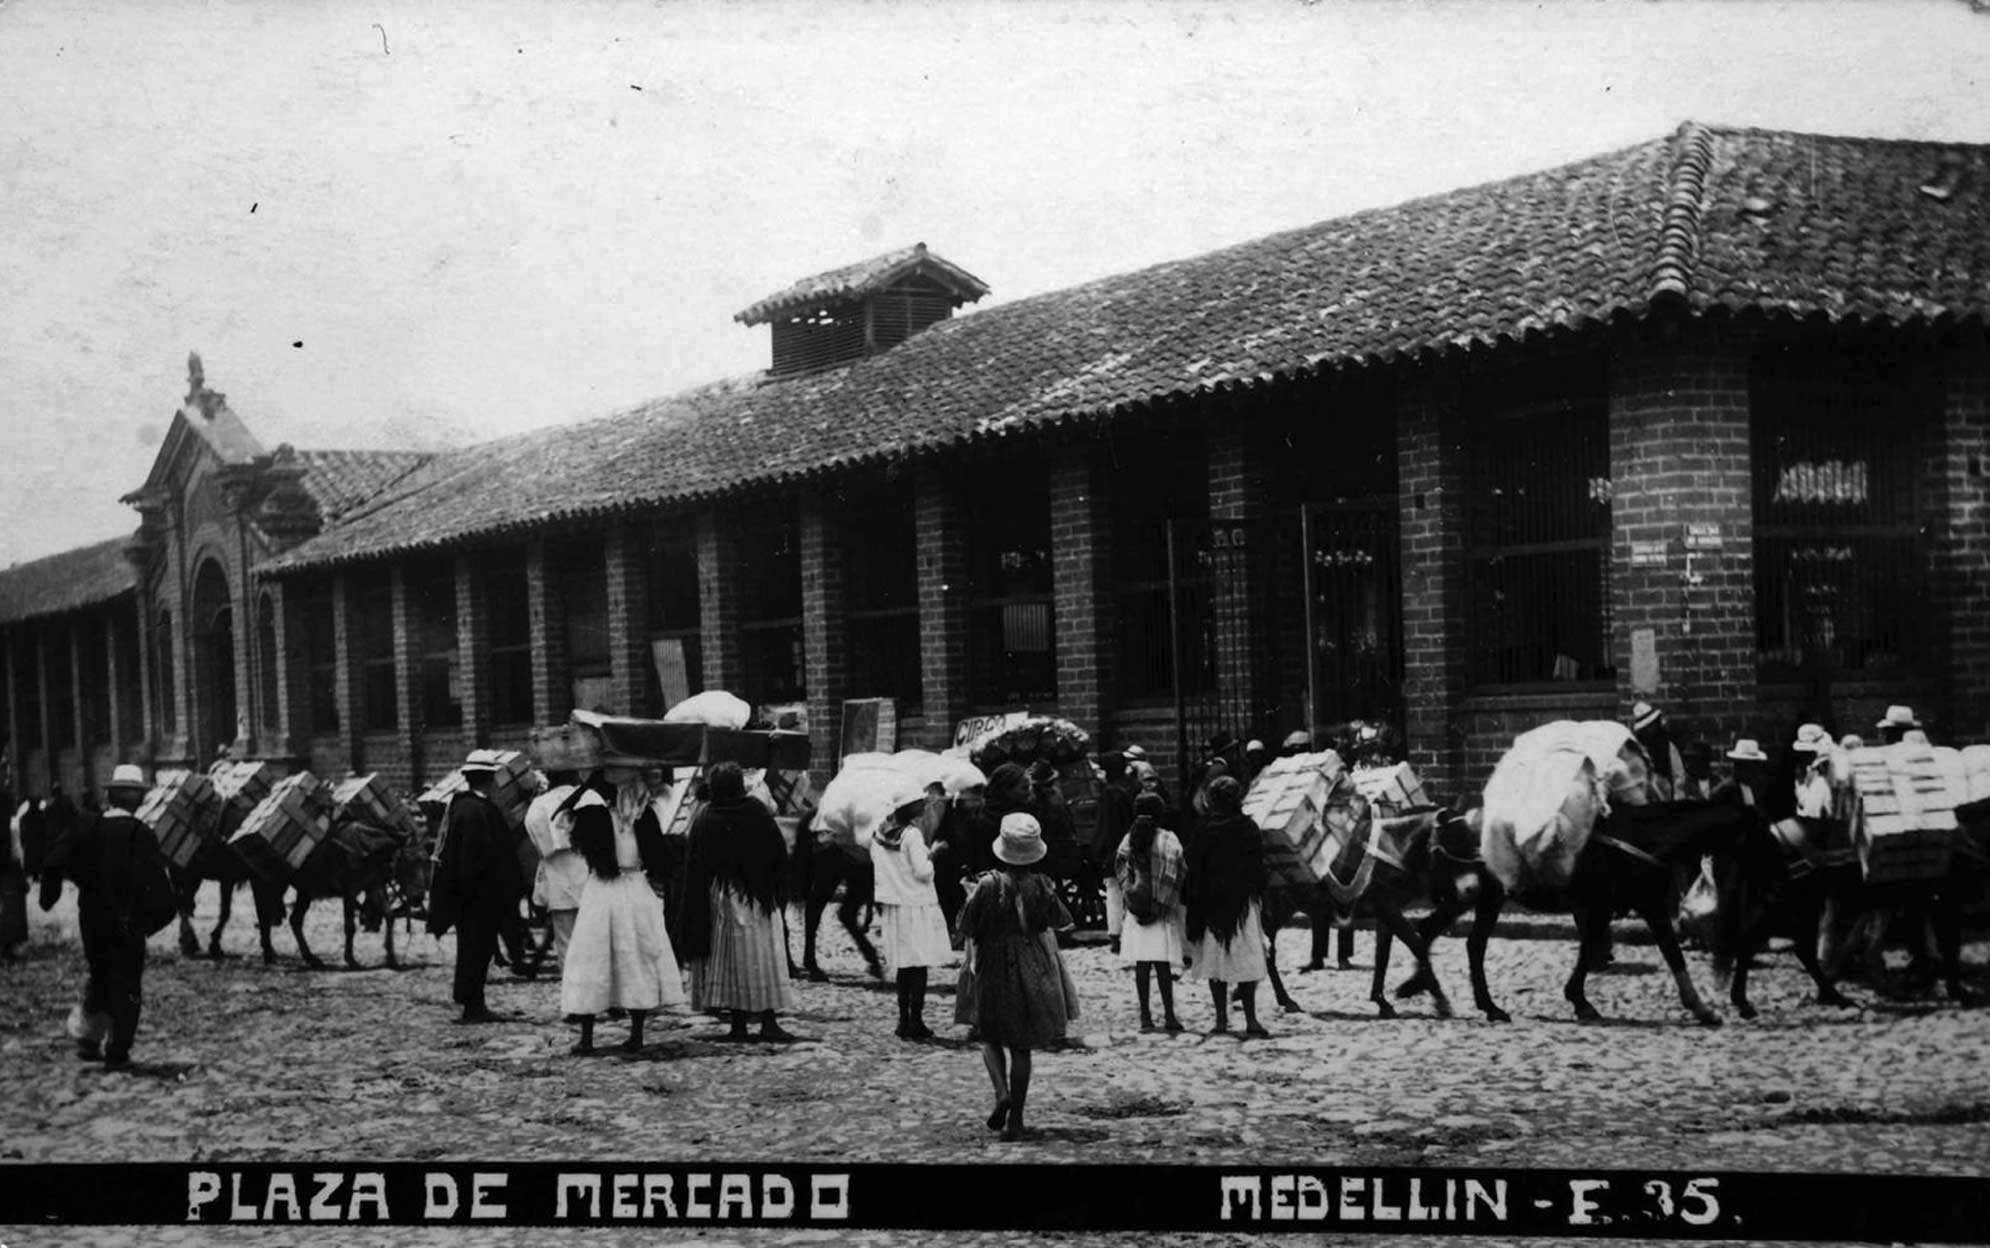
top-left (954, 812), bottom-right (1074, 1141)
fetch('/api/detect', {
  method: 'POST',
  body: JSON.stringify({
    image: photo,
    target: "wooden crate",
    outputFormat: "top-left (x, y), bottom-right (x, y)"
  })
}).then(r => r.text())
top-left (418, 750), bottom-right (536, 830)
top-left (1847, 744), bottom-right (1964, 885)
top-left (231, 772), bottom-right (336, 882)
top-left (1243, 750), bottom-right (1360, 887)
top-left (209, 760), bottom-right (278, 815)
top-left (137, 770), bottom-right (221, 870)
top-left (330, 773), bottom-right (416, 837)
top-left (1350, 761), bottom-right (1428, 816)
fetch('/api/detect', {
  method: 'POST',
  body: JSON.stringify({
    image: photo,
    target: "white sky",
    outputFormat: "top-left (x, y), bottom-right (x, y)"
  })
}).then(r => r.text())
top-left (2, 0), bottom-right (1987, 567)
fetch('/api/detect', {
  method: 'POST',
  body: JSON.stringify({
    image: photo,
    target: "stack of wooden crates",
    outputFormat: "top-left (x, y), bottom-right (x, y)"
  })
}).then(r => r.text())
top-left (137, 770), bottom-right (220, 869)
top-left (230, 772), bottom-right (337, 882)
top-left (1841, 743), bottom-right (1964, 885)
top-left (330, 772), bottom-right (418, 838)
top-left (1242, 750), bottom-right (1364, 887)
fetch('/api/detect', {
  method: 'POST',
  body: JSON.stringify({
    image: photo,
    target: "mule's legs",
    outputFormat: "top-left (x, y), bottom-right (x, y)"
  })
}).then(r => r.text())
top-left (1640, 902), bottom-right (1719, 1026)
top-left (1369, 917), bottom-right (1397, 1019)
top-left (249, 881), bottom-right (282, 965)
top-left (802, 883), bottom-right (830, 981)
top-left (381, 888), bottom-right (400, 970)
top-left (1396, 897), bottom-right (1464, 1001)
top-left (1933, 889), bottom-right (1971, 1006)
top-left (174, 872), bottom-right (202, 958)
top-left (1563, 905), bottom-right (1609, 1022)
top-left (1466, 883), bottom-right (1509, 1022)
top-left (210, 881), bottom-right (236, 959)
top-left (342, 893), bottom-right (361, 969)
top-left (837, 884), bottom-right (883, 980)
top-left (1377, 905), bottom-right (1451, 1019)
top-left (1261, 913), bottom-right (1302, 1013)
top-left (291, 892), bottom-right (325, 970)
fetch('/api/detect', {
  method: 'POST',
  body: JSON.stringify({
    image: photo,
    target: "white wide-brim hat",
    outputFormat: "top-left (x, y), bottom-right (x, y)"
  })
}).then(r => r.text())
top-left (1631, 701), bottom-right (1662, 731)
top-left (461, 748), bottom-right (505, 775)
top-left (107, 763), bottom-right (149, 791)
top-left (1726, 738), bottom-right (1770, 763)
top-left (1877, 705), bottom-right (1920, 730)
top-left (994, 812), bottom-right (1046, 866)
top-left (1792, 723), bottom-right (1831, 753)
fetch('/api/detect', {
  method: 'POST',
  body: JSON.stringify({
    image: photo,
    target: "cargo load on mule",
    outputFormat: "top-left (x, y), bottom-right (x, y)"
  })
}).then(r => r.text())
top-left (1478, 720), bottom-right (1655, 900)
top-left (136, 769), bottom-right (222, 869)
top-left (1837, 742), bottom-right (1970, 885)
top-left (228, 771), bottom-right (339, 883)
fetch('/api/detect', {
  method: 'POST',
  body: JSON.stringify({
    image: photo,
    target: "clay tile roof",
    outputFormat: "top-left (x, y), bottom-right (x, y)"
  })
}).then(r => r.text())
top-left (0, 536), bottom-right (137, 625)
top-left (258, 122), bottom-right (1990, 577)
top-left (292, 450), bottom-right (435, 525)
top-left (734, 242), bottom-right (991, 326)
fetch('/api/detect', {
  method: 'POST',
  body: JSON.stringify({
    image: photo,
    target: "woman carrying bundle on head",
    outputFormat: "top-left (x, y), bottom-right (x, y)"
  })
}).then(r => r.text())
top-left (871, 787), bottom-right (948, 1040)
top-left (1116, 790), bottom-right (1187, 1032)
top-left (559, 769), bottom-right (688, 1055)
top-left (677, 761), bottom-right (797, 1043)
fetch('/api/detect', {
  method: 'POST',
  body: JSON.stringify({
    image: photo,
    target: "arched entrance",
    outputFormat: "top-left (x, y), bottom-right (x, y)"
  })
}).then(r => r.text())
top-left (190, 558), bottom-right (238, 760)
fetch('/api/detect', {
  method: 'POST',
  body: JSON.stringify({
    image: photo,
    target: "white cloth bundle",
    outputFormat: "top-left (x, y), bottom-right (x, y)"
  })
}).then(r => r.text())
top-left (816, 759), bottom-right (928, 851)
top-left (1479, 721), bottom-right (1614, 894)
top-left (662, 690), bottom-right (752, 729)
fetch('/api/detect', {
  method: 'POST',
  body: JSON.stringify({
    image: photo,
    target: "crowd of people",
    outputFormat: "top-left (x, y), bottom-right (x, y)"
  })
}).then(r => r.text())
top-left (8, 697), bottom-right (1971, 1134)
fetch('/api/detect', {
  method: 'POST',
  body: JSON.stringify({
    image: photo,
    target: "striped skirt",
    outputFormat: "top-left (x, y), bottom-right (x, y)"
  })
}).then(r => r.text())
top-left (689, 883), bottom-right (794, 1014)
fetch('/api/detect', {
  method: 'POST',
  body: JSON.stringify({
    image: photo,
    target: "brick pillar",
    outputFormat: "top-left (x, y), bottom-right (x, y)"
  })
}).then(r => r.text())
top-left (455, 560), bottom-right (492, 746)
top-left (69, 626), bottom-right (92, 793)
top-left (915, 467), bottom-right (971, 748)
top-left (1608, 325), bottom-right (1758, 753)
top-left (605, 526), bottom-right (652, 716)
top-left (1398, 372), bottom-right (1469, 799)
top-left (1051, 448), bottom-right (1113, 742)
top-left (390, 565), bottom-right (423, 783)
top-left (695, 510), bottom-right (743, 695)
top-left (800, 489), bottom-right (850, 784)
top-left (331, 575), bottom-right (363, 772)
top-left (132, 580), bottom-right (155, 758)
top-left (527, 540), bottom-right (572, 723)
top-left (103, 614), bottom-right (124, 768)
top-left (267, 581), bottom-right (305, 757)
top-left (1933, 338), bottom-right (1990, 740)
top-left (1208, 417), bottom-right (1274, 744)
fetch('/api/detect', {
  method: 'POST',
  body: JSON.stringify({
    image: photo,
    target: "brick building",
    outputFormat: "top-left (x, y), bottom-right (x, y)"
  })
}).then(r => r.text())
top-left (4, 124), bottom-right (1988, 804)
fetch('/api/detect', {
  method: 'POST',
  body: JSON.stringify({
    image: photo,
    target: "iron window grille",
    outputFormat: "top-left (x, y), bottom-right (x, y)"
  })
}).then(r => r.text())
top-left (644, 522), bottom-right (703, 713)
top-left (301, 582), bottom-right (338, 733)
top-left (1111, 431), bottom-right (1212, 703)
top-left (485, 560), bottom-right (534, 727)
top-left (842, 485), bottom-right (923, 711)
top-left (737, 505), bottom-right (806, 706)
top-left (355, 576), bottom-right (397, 732)
top-left (964, 460), bottom-right (1056, 707)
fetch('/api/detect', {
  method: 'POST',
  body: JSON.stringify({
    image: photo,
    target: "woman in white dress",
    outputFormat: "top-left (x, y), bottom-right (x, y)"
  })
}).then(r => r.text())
top-left (1115, 791), bottom-right (1187, 1031)
top-left (871, 789), bottom-right (950, 1040)
top-left (560, 775), bottom-right (687, 1055)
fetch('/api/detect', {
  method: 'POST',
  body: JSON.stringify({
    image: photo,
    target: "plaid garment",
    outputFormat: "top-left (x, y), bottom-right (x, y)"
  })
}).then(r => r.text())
top-left (1114, 827), bottom-right (1186, 913)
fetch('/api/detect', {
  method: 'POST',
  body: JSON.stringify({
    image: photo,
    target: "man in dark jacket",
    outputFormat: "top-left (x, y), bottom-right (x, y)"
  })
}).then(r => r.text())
top-left (39, 765), bottom-right (164, 1066)
top-left (428, 751), bottom-right (523, 1023)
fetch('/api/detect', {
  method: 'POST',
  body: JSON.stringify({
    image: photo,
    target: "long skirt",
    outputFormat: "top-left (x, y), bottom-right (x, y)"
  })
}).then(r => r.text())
top-left (689, 883), bottom-right (794, 1014)
top-left (879, 902), bottom-right (950, 975)
top-left (1103, 877), bottom-right (1125, 938)
top-left (1119, 903), bottom-right (1186, 966)
top-left (561, 874), bottom-right (686, 1016)
top-left (1188, 899), bottom-right (1268, 984)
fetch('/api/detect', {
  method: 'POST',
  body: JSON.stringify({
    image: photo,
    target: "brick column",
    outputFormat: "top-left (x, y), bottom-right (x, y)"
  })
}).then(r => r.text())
top-left (266, 582), bottom-right (306, 758)
top-left (526, 540), bottom-right (572, 723)
top-left (800, 488), bottom-right (850, 783)
top-left (330, 575), bottom-right (363, 772)
top-left (455, 560), bottom-right (492, 746)
top-left (390, 565), bottom-right (423, 782)
top-left (695, 510), bottom-right (743, 695)
top-left (1050, 448), bottom-right (1114, 742)
top-left (915, 467), bottom-right (971, 748)
top-left (1208, 417), bottom-right (1274, 744)
top-left (1932, 338), bottom-right (1990, 740)
top-left (1398, 372), bottom-right (1469, 799)
top-left (132, 581), bottom-right (155, 758)
top-left (605, 526), bottom-right (652, 716)
top-left (1609, 324), bottom-right (1757, 752)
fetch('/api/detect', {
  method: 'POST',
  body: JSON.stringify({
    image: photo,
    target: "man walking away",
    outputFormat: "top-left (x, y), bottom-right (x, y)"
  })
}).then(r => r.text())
top-left (38, 765), bottom-right (172, 1067)
top-left (428, 750), bottom-right (524, 1023)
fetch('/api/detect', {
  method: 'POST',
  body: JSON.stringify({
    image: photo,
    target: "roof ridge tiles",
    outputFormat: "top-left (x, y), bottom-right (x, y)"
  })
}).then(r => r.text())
top-left (1651, 120), bottom-right (1718, 303)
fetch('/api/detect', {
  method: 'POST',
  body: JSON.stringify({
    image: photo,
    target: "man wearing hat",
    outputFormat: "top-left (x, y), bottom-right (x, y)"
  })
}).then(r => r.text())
top-left (37, 764), bottom-right (166, 1067)
top-left (429, 750), bottom-right (525, 1024)
top-left (1876, 705), bottom-right (1921, 746)
top-left (1279, 730), bottom-right (1313, 759)
top-left (1790, 724), bottom-right (1835, 818)
top-left (1713, 738), bottom-right (1772, 810)
top-left (1630, 702), bottom-right (1689, 802)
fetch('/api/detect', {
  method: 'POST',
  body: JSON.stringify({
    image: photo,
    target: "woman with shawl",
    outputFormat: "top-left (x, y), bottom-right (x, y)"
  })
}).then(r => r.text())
top-left (1115, 791), bottom-right (1186, 1031)
top-left (558, 768), bottom-right (688, 1054)
top-left (677, 761), bottom-right (796, 1043)
top-left (1183, 775), bottom-right (1270, 1038)
top-left (954, 812), bottom-right (1074, 1141)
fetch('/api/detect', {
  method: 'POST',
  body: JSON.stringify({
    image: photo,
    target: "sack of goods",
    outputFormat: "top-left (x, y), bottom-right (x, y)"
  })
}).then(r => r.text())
top-left (1479, 720), bottom-right (1643, 896)
top-left (136, 769), bottom-right (222, 869)
top-left (1242, 750), bottom-right (1365, 888)
top-left (663, 690), bottom-right (753, 730)
top-left (816, 758), bottom-right (928, 853)
top-left (329, 773), bottom-right (419, 838)
top-left (1845, 743), bottom-right (1965, 885)
top-left (230, 771), bottom-right (338, 882)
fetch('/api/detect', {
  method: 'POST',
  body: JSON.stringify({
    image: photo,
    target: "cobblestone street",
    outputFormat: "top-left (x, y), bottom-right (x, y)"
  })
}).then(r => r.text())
top-left (5, 883), bottom-right (1988, 1247)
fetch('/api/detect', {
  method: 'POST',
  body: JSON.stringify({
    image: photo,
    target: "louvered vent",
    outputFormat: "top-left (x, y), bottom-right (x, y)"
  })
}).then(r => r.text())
top-left (737, 244), bottom-right (990, 379)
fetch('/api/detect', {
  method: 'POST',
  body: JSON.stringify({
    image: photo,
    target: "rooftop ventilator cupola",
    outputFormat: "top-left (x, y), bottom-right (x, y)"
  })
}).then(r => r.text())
top-left (734, 243), bottom-right (990, 378)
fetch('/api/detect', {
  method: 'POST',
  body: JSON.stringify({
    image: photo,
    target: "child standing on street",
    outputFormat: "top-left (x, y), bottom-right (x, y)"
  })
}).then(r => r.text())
top-left (872, 787), bottom-right (949, 1040)
top-left (1116, 791), bottom-right (1186, 1032)
top-left (560, 778), bottom-right (687, 1055)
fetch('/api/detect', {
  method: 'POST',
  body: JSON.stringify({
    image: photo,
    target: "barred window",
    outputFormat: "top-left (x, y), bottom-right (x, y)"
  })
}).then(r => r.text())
top-left (843, 483), bottom-right (922, 710)
top-left (299, 581), bottom-right (338, 733)
top-left (1752, 344), bottom-right (1932, 680)
top-left (486, 558), bottom-right (534, 726)
top-left (965, 457), bottom-right (1055, 707)
top-left (1112, 431), bottom-right (1210, 702)
top-left (406, 558), bottom-right (461, 729)
top-left (1465, 363), bottom-right (1614, 687)
top-left (643, 521), bottom-right (703, 711)
top-left (354, 573), bottom-right (397, 732)
top-left (737, 503), bottom-right (806, 706)
top-left (556, 540), bottom-right (612, 714)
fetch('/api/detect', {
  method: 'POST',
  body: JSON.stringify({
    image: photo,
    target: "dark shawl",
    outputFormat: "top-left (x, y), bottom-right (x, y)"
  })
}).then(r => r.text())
top-left (933, 801), bottom-right (1000, 882)
top-left (427, 791), bottom-right (523, 935)
top-left (676, 794), bottom-right (787, 960)
top-left (1183, 811), bottom-right (1267, 946)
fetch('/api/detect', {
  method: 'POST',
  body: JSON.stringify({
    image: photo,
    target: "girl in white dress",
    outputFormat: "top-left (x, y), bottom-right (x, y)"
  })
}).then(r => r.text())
top-left (560, 776), bottom-right (687, 1055)
top-left (871, 790), bottom-right (950, 1039)
top-left (1115, 791), bottom-right (1187, 1031)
